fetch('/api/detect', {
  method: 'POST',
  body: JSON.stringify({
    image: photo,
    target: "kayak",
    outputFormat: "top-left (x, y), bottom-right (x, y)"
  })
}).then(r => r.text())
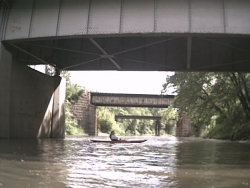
top-left (90, 139), bottom-right (147, 143)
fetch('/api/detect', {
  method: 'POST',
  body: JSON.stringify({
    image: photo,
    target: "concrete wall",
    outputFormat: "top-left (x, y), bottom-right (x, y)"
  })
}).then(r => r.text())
top-left (10, 61), bottom-right (53, 137)
top-left (70, 92), bottom-right (97, 135)
top-left (51, 76), bottom-right (66, 138)
top-left (0, 43), bottom-right (65, 138)
top-left (0, 44), bottom-right (11, 138)
top-left (88, 105), bottom-right (97, 136)
top-left (11, 61), bottom-right (54, 137)
top-left (176, 112), bottom-right (192, 137)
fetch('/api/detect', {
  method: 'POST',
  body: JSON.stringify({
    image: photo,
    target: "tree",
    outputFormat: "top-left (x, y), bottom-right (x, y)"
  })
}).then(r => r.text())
top-left (61, 71), bottom-right (86, 135)
top-left (96, 106), bottom-right (177, 136)
top-left (158, 106), bottom-right (177, 135)
top-left (45, 65), bottom-right (56, 76)
top-left (162, 72), bottom-right (250, 140)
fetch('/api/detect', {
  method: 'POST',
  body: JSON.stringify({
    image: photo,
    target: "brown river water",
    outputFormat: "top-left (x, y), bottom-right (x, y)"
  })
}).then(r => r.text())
top-left (0, 136), bottom-right (250, 188)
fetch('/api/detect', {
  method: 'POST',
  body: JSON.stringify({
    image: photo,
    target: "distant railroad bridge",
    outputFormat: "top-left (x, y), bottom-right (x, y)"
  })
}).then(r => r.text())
top-left (71, 92), bottom-right (191, 137)
top-left (90, 93), bottom-right (175, 108)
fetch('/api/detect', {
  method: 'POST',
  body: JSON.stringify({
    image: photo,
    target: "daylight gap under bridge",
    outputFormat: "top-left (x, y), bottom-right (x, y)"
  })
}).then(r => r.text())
top-left (115, 115), bottom-right (162, 136)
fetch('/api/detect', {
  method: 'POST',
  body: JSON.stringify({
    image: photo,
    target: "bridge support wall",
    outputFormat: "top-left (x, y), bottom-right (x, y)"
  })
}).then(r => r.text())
top-left (70, 92), bottom-right (97, 136)
top-left (176, 113), bottom-right (192, 137)
top-left (0, 44), bottom-right (11, 138)
top-left (51, 76), bottom-right (66, 138)
top-left (0, 43), bottom-right (65, 138)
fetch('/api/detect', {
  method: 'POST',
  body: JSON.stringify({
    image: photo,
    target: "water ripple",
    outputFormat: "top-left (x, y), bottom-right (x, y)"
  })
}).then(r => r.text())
top-left (0, 137), bottom-right (250, 188)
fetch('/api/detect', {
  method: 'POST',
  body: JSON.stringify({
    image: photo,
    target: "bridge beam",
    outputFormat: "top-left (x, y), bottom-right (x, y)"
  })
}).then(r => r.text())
top-left (89, 38), bottom-right (122, 70)
top-left (2, 0), bottom-right (250, 72)
top-left (3, 0), bottom-right (250, 41)
top-left (91, 93), bottom-right (174, 108)
top-left (115, 115), bottom-right (161, 121)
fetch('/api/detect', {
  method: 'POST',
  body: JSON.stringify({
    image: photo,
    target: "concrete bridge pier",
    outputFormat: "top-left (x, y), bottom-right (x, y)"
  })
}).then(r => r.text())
top-left (155, 119), bottom-right (161, 136)
top-left (69, 92), bottom-right (97, 136)
top-left (51, 76), bottom-right (66, 138)
top-left (0, 43), bottom-right (11, 138)
top-left (0, 43), bottom-right (65, 138)
top-left (176, 112), bottom-right (192, 137)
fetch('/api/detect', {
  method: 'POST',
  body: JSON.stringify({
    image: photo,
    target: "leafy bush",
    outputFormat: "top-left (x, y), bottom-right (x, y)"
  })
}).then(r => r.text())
top-left (162, 72), bottom-right (250, 140)
top-left (61, 71), bottom-right (86, 136)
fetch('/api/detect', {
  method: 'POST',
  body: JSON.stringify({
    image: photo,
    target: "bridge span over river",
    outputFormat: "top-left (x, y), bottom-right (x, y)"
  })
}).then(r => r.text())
top-left (72, 92), bottom-right (190, 137)
top-left (1, 0), bottom-right (250, 138)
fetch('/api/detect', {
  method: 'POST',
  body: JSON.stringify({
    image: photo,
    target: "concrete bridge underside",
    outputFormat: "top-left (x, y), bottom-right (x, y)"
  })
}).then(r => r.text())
top-left (1, 0), bottom-right (250, 138)
top-left (1, 0), bottom-right (250, 72)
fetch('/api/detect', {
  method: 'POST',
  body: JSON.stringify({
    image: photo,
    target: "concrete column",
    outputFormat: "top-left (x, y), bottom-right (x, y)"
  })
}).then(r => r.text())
top-left (155, 120), bottom-right (157, 136)
top-left (88, 104), bottom-right (97, 136)
top-left (155, 119), bottom-right (161, 136)
top-left (158, 120), bottom-right (161, 136)
top-left (51, 76), bottom-right (66, 138)
top-left (176, 112), bottom-right (192, 137)
top-left (0, 43), bottom-right (11, 138)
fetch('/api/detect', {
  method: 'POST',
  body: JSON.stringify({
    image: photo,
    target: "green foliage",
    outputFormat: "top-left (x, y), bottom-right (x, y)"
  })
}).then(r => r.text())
top-left (64, 100), bottom-right (85, 135)
top-left (61, 71), bottom-right (86, 136)
top-left (96, 106), bottom-right (177, 136)
top-left (66, 83), bottom-right (84, 104)
top-left (45, 65), bottom-right (56, 76)
top-left (157, 106), bottom-right (177, 135)
top-left (61, 71), bottom-right (71, 83)
top-left (97, 109), bottom-right (116, 133)
top-left (162, 72), bottom-right (250, 140)
top-left (62, 71), bottom-right (84, 104)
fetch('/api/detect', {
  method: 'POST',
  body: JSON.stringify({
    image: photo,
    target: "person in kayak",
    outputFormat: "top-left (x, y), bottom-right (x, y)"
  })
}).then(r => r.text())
top-left (109, 131), bottom-right (121, 141)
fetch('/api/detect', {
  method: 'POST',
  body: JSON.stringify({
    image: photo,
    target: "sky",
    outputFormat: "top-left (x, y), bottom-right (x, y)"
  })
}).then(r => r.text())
top-left (32, 65), bottom-right (174, 95)
top-left (69, 71), bottom-right (173, 95)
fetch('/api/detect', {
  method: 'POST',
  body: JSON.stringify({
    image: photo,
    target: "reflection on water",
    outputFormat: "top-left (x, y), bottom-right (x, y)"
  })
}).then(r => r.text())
top-left (0, 137), bottom-right (250, 188)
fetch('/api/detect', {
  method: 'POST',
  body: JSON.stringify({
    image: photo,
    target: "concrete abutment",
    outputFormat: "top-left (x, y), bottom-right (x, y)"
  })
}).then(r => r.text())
top-left (70, 92), bottom-right (97, 136)
top-left (176, 112), bottom-right (192, 137)
top-left (0, 43), bottom-right (11, 138)
top-left (0, 42), bottom-right (65, 138)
